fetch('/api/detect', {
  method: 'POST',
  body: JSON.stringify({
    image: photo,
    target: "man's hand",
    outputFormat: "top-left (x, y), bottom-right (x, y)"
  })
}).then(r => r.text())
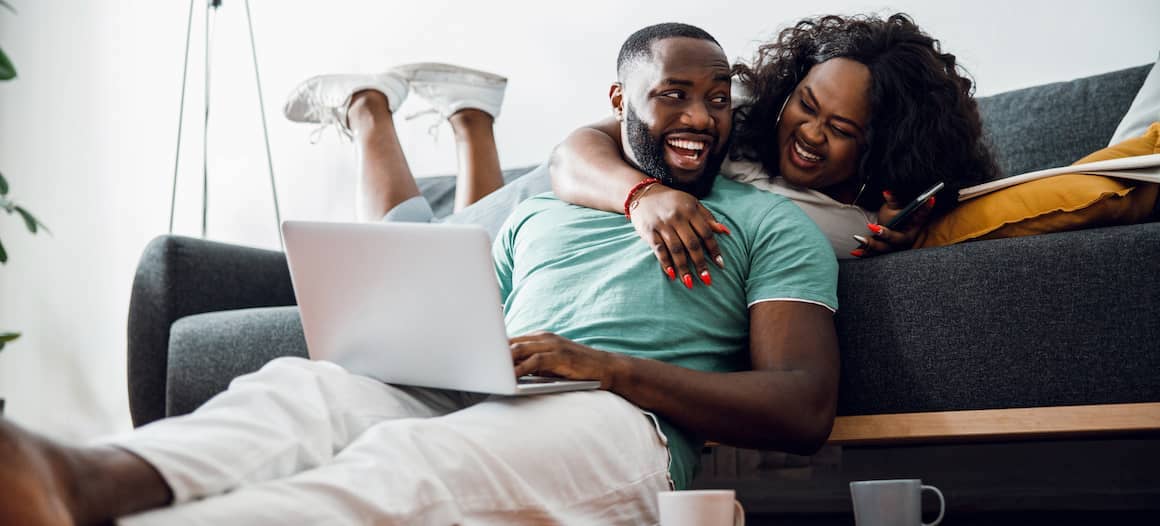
top-left (509, 332), bottom-right (626, 390)
top-left (852, 190), bottom-right (934, 257)
top-left (631, 185), bottom-right (730, 288)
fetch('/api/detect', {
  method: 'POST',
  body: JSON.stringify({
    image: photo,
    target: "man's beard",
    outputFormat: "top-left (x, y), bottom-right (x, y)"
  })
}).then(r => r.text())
top-left (624, 105), bottom-right (727, 198)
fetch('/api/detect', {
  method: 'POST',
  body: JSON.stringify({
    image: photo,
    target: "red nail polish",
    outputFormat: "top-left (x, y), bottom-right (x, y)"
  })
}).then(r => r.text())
top-left (882, 190), bottom-right (893, 199)
top-left (682, 274), bottom-right (694, 289)
top-left (713, 223), bottom-right (732, 236)
top-left (867, 224), bottom-right (883, 235)
top-left (850, 249), bottom-right (865, 257)
top-left (928, 196), bottom-right (936, 207)
top-left (664, 267), bottom-right (676, 280)
top-left (700, 270), bottom-right (712, 286)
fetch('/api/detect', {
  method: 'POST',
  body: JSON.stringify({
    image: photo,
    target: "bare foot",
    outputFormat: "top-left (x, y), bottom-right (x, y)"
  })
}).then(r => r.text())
top-left (0, 419), bottom-right (173, 525)
top-left (0, 419), bottom-right (80, 525)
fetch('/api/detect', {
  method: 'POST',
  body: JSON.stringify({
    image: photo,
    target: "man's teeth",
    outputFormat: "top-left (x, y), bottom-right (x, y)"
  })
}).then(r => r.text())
top-left (794, 140), bottom-right (822, 162)
top-left (667, 139), bottom-right (705, 151)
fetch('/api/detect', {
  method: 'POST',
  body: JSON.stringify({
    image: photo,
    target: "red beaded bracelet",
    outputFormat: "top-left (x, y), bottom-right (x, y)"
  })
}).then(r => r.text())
top-left (624, 178), bottom-right (659, 220)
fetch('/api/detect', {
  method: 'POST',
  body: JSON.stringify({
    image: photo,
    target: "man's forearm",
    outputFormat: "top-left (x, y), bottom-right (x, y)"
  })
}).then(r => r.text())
top-left (606, 354), bottom-right (835, 454)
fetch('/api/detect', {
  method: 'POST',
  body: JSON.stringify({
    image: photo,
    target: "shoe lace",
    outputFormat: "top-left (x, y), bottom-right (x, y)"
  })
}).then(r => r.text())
top-left (403, 107), bottom-right (444, 139)
top-left (306, 91), bottom-right (354, 144)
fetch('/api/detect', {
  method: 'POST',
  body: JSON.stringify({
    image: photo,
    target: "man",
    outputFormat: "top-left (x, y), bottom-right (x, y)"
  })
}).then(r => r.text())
top-left (0, 23), bottom-right (839, 525)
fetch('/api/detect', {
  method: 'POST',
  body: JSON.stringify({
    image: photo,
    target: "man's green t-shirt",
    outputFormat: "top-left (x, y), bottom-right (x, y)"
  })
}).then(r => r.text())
top-left (492, 176), bottom-right (838, 490)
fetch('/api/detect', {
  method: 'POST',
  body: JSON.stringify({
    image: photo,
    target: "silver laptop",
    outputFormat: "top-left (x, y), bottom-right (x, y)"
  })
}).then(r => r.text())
top-left (281, 220), bottom-right (600, 395)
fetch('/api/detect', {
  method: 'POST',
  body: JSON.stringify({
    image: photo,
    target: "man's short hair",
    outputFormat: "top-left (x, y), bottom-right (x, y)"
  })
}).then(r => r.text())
top-left (616, 22), bottom-right (721, 81)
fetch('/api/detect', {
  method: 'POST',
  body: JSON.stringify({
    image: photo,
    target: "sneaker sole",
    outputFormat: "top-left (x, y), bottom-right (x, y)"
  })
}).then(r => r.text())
top-left (391, 62), bottom-right (507, 87)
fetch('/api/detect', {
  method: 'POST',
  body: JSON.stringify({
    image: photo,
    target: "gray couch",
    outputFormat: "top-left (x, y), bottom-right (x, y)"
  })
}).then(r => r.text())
top-left (127, 65), bottom-right (1160, 519)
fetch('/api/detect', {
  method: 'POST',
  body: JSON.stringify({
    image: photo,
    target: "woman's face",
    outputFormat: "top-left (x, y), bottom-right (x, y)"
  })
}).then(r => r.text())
top-left (775, 58), bottom-right (872, 203)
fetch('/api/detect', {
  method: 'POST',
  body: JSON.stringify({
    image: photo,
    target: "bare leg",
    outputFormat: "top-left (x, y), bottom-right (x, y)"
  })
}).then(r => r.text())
top-left (0, 419), bottom-right (172, 525)
top-left (347, 90), bottom-right (420, 222)
top-left (448, 109), bottom-right (504, 212)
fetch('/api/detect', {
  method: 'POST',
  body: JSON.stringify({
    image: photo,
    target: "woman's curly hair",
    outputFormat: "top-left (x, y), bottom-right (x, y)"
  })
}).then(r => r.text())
top-left (731, 13), bottom-right (999, 212)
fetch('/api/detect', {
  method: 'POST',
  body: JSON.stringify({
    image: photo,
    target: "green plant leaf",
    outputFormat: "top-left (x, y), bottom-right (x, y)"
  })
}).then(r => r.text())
top-left (0, 47), bottom-right (15, 81)
top-left (14, 206), bottom-right (49, 235)
top-left (15, 206), bottom-right (37, 233)
top-left (0, 237), bottom-right (6, 263)
top-left (0, 171), bottom-right (7, 195)
top-left (0, 332), bottom-right (18, 352)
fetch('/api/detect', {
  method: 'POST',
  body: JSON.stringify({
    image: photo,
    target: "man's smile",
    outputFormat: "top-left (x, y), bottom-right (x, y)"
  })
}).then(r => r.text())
top-left (664, 133), bottom-right (714, 172)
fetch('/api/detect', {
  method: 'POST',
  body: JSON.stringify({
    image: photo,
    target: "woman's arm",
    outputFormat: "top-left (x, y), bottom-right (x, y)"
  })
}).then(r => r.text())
top-left (548, 118), bottom-right (730, 286)
top-left (548, 117), bottom-right (643, 212)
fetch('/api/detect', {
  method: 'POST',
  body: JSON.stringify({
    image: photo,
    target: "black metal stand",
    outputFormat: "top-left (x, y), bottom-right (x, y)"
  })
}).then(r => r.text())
top-left (168, 0), bottom-right (283, 248)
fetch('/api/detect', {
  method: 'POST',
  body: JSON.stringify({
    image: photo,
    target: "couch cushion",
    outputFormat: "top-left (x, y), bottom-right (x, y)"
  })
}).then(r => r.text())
top-left (835, 222), bottom-right (1160, 416)
top-left (916, 123), bottom-right (1160, 247)
top-left (978, 65), bottom-right (1149, 178)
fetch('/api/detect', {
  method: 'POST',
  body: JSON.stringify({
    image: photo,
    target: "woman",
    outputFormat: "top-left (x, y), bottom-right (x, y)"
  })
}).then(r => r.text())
top-left (550, 13), bottom-right (999, 276)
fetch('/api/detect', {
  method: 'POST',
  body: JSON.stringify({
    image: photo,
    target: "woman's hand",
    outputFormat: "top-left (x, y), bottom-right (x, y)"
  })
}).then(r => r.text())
top-left (630, 185), bottom-right (730, 288)
top-left (852, 191), bottom-right (934, 257)
top-left (510, 332), bottom-right (628, 390)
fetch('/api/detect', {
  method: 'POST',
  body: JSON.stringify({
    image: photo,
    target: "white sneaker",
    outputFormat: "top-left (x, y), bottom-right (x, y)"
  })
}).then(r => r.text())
top-left (391, 62), bottom-right (507, 120)
top-left (282, 72), bottom-right (408, 139)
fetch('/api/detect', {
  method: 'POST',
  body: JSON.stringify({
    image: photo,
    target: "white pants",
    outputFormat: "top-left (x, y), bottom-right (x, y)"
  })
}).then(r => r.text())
top-left (109, 357), bottom-right (672, 525)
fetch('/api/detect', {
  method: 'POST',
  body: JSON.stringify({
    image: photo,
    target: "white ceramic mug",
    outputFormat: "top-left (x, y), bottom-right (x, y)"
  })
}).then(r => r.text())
top-left (658, 489), bottom-right (745, 526)
top-left (849, 479), bottom-right (945, 526)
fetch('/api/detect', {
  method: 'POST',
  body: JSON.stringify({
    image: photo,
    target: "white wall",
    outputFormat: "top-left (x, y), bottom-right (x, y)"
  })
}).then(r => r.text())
top-left (1, 0), bottom-right (1157, 439)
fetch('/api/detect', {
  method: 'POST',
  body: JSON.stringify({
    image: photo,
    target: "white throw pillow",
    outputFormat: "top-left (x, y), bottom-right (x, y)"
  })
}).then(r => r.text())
top-left (1110, 51), bottom-right (1160, 145)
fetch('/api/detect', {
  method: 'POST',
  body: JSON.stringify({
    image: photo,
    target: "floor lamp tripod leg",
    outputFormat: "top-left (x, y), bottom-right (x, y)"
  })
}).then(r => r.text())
top-left (244, 0), bottom-right (284, 249)
top-left (168, 0), bottom-right (195, 234)
top-left (201, 1), bottom-right (215, 238)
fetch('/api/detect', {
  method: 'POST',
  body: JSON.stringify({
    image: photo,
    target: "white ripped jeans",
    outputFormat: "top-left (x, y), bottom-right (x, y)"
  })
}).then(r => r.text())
top-left (108, 357), bottom-right (672, 525)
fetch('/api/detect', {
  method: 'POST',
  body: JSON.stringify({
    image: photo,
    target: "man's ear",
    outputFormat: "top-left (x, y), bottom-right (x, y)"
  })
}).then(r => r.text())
top-left (610, 83), bottom-right (625, 122)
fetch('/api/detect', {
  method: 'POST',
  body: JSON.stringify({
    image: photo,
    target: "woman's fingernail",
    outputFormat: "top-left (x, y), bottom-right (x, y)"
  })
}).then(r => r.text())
top-left (867, 224), bottom-right (884, 235)
top-left (882, 190), bottom-right (893, 199)
top-left (700, 270), bottom-right (712, 286)
top-left (714, 223), bottom-right (732, 236)
top-left (682, 274), bottom-right (694, 289)
top-left (664, 267), bottom-right (676, 280)
top-left (928, 196), bottom-right (936, 207)
top-left (850, 248), bottom-right (865, 257)
top-left (853, 234), bottom-right (868, 245)
top-left (714, 255), bottom-right (725, 268)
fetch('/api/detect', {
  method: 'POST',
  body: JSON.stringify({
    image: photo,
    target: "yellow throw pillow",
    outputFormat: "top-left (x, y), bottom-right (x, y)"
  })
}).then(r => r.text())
top-left (916, 122), bottom-right (1160, 248)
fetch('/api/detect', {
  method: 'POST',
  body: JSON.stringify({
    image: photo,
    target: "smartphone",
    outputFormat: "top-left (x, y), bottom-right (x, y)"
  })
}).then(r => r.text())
top-left (852, 181), bottom-right (944, 249)
top-left (883, 181), bottom-right (945, 230)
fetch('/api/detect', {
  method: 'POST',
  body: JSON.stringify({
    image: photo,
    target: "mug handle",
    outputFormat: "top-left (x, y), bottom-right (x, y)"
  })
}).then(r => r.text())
top-left (733, 499), bottom-right (745, 526)
top-left (921, 485), bottom-right (945, 526)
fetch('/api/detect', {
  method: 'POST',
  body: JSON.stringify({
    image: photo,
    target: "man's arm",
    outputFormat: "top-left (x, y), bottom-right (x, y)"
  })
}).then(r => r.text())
top-left (510, 300), bottom-right (840, 455)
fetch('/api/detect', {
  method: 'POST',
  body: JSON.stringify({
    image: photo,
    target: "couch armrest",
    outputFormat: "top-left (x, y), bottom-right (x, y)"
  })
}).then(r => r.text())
top-left (127, 235), bottom-right (296, 427)
top-left (166, 306), bottom-right (306, 417)
top-left (834, 222), bottom-right (1160, 416)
